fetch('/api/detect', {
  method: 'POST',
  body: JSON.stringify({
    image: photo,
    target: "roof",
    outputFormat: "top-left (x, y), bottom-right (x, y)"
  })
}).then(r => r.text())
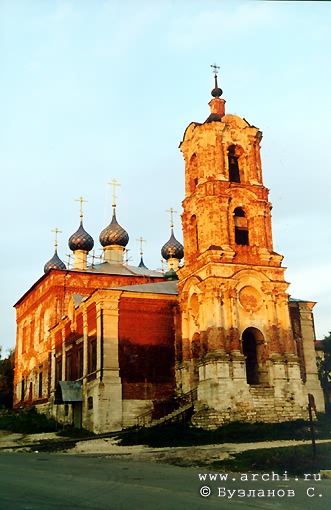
top-left (109, 280), bottom-right (178, 295)
top-left (14, 263), bottom-right (163, 307)
top-left (54, 381), bottom-right (83, 404)
top-left (84, 262), bottom-right (162, 278)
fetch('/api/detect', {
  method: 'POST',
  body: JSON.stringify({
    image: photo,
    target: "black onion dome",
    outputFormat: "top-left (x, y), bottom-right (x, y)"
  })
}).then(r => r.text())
top-left (99, 210), bottom-right (129, 247)
top-left (68, 221), bottom-right (94, 252)
top-left (138, 256), bottom-right (148, 269)
top-left (211, 86), bottom-right (223, 98)
top-left (161, 230), bottom-right (184, 260)
top-left (44, 250), bottom-right (66, 273)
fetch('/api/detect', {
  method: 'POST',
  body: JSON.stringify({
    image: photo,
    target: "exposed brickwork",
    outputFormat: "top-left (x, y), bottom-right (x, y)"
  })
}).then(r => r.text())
top-left (14, 269), bottom-right (164, 408)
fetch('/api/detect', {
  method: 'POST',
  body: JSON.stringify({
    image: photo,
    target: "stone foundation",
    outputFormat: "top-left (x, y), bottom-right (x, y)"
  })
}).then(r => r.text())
top-left (191, 385), bottom-right (309, 430)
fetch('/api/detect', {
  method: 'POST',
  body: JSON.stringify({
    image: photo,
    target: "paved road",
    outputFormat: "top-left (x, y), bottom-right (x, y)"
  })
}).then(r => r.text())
top-left (0, 452), bottom-right (330, 510)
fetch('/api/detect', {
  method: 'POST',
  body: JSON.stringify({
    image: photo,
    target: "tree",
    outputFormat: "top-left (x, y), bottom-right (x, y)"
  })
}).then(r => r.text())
top-left (317, 332), bottom-right (331, 413)
top-left (0, 349), bottom-right (14, 408)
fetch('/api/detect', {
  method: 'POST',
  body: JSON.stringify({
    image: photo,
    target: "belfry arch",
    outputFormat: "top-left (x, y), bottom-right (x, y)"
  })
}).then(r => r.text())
top-left (242, 327), bottom-right (266, 385)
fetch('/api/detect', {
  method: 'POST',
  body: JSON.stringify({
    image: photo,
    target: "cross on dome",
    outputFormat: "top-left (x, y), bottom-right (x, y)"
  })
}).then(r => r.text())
top-left (108, 178), bottom-right (121, 209)
top-left (51, 227), bottom-right (62, 250)
top-left (166, 207), bottom-right (177, 230)
top-left (75, 195), bottom-right (87, 220)
top-left (136, 236), bottom-right (146, 257)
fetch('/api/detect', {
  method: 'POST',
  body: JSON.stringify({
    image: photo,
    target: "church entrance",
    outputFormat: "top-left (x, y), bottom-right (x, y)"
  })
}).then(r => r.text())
top-left (242, 328), bottom-right (265, 385)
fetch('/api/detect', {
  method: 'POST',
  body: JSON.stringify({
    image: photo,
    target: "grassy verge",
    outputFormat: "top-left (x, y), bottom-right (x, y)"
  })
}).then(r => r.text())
top-left (212, 443), bottom-right (331, 475)
top-left (119, 413), bottom-right (331, 448)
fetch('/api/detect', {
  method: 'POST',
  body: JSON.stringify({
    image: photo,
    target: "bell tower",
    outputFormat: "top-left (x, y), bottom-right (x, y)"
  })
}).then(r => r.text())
top-left (176, 65), bottom-right (310, 426)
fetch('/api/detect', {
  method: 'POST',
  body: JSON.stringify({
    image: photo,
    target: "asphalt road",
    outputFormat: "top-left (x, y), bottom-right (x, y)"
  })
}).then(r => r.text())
top-left (0, 452), bottom-right (330, 510)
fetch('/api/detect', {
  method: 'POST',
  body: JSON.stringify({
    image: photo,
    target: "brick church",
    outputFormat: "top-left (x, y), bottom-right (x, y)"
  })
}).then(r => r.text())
top-left (13, 69), bottom-right (324, 433)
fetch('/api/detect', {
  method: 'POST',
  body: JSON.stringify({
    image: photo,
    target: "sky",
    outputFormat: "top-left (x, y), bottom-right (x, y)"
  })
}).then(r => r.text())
top-left (0, 0), bottom-right (330, 354)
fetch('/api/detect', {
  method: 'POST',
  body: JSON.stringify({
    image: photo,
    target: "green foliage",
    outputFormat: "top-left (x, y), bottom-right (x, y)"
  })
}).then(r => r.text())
top-left (0, 407), bottom-right (58, 434)
top-left (212, 443), bottom-right (331, 475)
top-left (317, 331), bottom-right (331, 412)
top-left (0, 350), bottom-right (14, 408)
top-left (57, 426), bottom-right (95, 438)
top-left (119, 414), bottom-right (331, 448)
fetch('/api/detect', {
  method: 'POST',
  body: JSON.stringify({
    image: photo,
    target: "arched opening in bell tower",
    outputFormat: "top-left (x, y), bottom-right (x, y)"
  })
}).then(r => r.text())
top-left (242, 327), bottom-right (265, 385)
top-left (234, 207), bottom-right (249, 245)
top-left (228, 145), bottom-right (241, 183)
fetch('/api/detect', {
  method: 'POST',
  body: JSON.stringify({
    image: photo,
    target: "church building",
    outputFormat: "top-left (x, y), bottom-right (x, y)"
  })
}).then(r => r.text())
top-left (13, 68), bottom-right (324, 432)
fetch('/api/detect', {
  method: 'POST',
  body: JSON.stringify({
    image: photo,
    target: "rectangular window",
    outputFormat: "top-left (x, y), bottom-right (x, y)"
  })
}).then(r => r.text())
top-left (30, 319), bottom-right (35, 350)
top-left (22, 326), bottom-right (27, 354)
top-left (21, 379), bottom-right (25, 401)
top-left (38, 372), bottom-right (43, 398)
top-left (66, 352), bottom-right (72, 380)
top-left (88, 338), bottom-right (97, 374)
top-left (55, 357), bottom-right (62, 387)
top-left (77, 346), bottom-right (83, 379)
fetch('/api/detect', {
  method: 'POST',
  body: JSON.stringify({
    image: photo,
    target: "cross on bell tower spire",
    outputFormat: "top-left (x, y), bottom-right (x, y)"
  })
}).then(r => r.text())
top-left (211, 62), bottom-right (220, 78)
top-left (210, 62), bottom-right (223, 98)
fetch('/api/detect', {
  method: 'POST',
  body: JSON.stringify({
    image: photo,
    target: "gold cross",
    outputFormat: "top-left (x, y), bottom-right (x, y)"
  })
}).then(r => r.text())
top-left (136, 236), bottom-right (146, 257)
top-left (108, 178), bottom-right (121, 208)
top-left (75, 196), bottom-right (87, 220)
top-left (51, 227), bottom-right (62, 249)
top-left (210, 63), bottom-right (220, 77)
top-left (166, 207), bottom-right (177, 229)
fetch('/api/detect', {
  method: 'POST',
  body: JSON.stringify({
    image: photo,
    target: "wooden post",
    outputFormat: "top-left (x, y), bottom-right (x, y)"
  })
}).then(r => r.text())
top-left (308, 393), bottom-right (317, 458)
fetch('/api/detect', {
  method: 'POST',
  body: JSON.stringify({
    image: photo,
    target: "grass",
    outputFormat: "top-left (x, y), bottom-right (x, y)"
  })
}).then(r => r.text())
top-left (212, 443), bottom-right (331, 475)
top-left (118, 413), bottom-right (331, 448)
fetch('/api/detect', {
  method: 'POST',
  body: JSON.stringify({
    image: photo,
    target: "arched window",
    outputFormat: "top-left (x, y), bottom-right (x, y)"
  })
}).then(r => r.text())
top-left (234, 207), bottom-right (249, 245)
top-left (190, 215), bottom-right (199, 250)
top-left (189, 153), bottom-right (198, 192)
top-left (228, 145), bottom-right (241, 183)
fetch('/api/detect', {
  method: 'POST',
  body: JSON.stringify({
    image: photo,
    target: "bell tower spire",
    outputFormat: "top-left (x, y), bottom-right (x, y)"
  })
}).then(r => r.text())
top-left (208, 62), bottom-right (226, 118)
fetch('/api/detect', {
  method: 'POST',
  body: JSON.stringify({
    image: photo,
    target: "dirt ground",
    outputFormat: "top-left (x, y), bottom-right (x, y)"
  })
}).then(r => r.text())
top-left (1, 429), bottom-right (331, 469)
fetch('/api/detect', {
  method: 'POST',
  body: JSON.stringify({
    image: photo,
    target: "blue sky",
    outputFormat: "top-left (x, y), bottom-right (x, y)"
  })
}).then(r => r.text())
top-left (1, 0), bottom-right (330, 353)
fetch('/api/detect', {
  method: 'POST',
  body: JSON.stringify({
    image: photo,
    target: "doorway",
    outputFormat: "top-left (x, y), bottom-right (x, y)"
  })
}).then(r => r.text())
top-left (242, 328), bottom-right (265, 385)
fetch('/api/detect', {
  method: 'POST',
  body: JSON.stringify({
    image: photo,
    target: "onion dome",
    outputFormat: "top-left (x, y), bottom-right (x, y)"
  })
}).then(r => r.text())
top-left (161, 229), bottom-right (184, 260)
top-left (138, 256), bottom-right (148, 269)
top-left (68, 221), bottom-right (94, 252)
top-left (99, 210), bottom-right (129, 247)
top-left (164, 268), bottom-right (178, 281)
top-left (211, 83), bottom-right (223, 98)
top-left (44, 250), bottom-right (66, 273)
